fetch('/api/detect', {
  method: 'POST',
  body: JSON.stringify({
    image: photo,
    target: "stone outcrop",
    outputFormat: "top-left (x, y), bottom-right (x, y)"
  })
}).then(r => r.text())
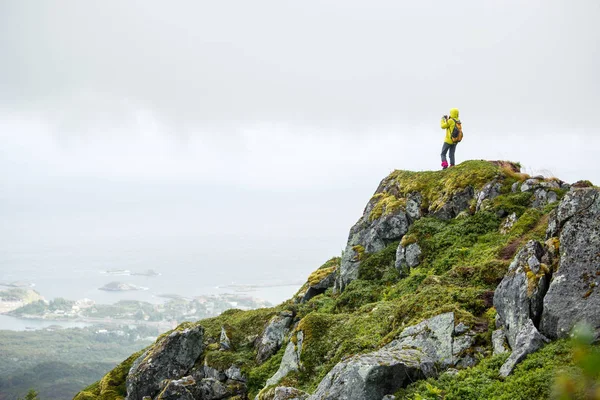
top-left (219, 325), bottom-right (233, 350)
top-left (395, 242), bottom-right (422, 277)
top-left (307, 348), bottom-right (435, 400)
top-left (386, 312), bottom-right (480, 368)
top-left (126, 326), bottom-right (204, 400)
top-left (493, 240), bottom-right (552, 376)
top-left (387, 312), bottom-right (454, 367)
top-left (265, 332), bottom-right (304, 387)
top-left (493, 241), bottom-right (551, 348)
top-left (476, 181), bottom-right (502, 211)
top-left (541, 188), bottom-right (600, 341)
top-left (499, 319), bottom-right (549, 377)
top-left (337, 211), bottom-right (410, 291)
top-left (256, 311), bottom-right (294, 364)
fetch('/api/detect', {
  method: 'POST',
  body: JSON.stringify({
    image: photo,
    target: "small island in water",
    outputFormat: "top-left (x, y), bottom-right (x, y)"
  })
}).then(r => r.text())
top-left (99, 282), bottom-right (147, 292)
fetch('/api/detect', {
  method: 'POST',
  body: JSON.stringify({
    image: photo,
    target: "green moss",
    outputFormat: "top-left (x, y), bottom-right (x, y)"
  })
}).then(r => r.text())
top-left (198, 307), bottom-right (278, 349)
top-left (510, 208), bottom-right (543, 238)
top-left (358, 241), bottom-right (399, 281)
top-left (367, 161), bottom-right (509, 222)
top-left (400, 234), bottom-right (418, 247)
top-left (351, 245), bottom-right (365, 261)
top-left (396, 340), bottom-right (580, 400)
top-left (369, 194), bottom-right (406, 221)
top-left (74, 349), bottom-right (145, 400)
top-left (387, 160), bottom-right (503, 212)
top-left (491, 192), bottom-right (533, 217)
top-left (204, 348), bottom-right (255, 371)
top-left (333, 279), bottom-right (383, 312)
top-left (248, 346), bottom-right (287, 397)
top-left (307, 265), bottom-right (337, 286)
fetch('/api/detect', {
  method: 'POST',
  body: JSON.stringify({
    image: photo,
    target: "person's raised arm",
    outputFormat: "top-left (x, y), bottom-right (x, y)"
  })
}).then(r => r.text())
top-left (440, 115), bottom-right (449, 129)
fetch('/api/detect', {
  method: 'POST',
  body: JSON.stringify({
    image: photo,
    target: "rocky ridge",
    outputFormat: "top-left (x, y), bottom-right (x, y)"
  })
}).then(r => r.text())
top-left (75, 161), bottom-right (599, 400)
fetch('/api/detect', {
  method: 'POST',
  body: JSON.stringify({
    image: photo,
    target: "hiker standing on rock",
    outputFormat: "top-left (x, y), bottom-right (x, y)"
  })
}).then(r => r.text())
top-left (440, 108), bottom-right (463, 169)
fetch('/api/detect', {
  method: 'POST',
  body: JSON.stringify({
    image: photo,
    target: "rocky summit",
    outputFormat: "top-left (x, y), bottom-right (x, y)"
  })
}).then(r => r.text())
top-left (74, 160), bottom-right (599, 400)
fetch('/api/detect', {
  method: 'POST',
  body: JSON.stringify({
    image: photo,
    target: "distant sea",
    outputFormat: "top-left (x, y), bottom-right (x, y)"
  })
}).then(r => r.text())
top-left (0, 181), bottom-right (351, 331)
top-left (0, 233), bottom-right (309, 306)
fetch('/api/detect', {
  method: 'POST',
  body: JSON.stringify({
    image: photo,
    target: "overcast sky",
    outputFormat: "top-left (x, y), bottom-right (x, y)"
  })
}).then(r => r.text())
top-left (1, 1), bottom-right (599, 296)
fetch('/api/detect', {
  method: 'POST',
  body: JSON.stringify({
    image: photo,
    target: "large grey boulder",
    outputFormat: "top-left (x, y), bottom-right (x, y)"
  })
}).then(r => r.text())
top-left (126, 325), bottom-right (204, 400)
top-left (499, 319), bottom-right (549, 377)
top-left (406, 192), bottom-right (423, 221)
top-left (532, 188), bottom-right (558, 208)
top-left (493, 241), bottom-right (551, 349)
top-left (307, 347), bottom-right (435, 400)
top-left (265, 332), bottom-right (304, 387)
top-left (541, 188), bottom-right (600, 341)
top-left (395, 242), bottom-right (422, 277)
top-left (256, 312), bottom-right (294, 364)
top-left (385, 312), bottom-right (479, 368)
top-left (386, 312), bottom-right (454, 368)
top-left (476, 181), bottom-right (502, 211)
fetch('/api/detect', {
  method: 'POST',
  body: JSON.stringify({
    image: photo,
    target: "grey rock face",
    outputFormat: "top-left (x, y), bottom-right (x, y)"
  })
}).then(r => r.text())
top-left (493, 241), bottom-right (551, 349)
top-left (126, 325), bottom-right (204, 400)
top-left (454, 322), bottom-right (469, 335)
top-left (387, 312), bottom-right (454, 368)
top-left (265, 332), bottom-right (304, 387)
top-left (385, 312), bottom-right (478, 368)
top-left (521, 178), bottom-right (541, 192)
top-left (307, 347), bottom-right (435, 400)
top-left (196, 377), bottom-right (246, 400)
top-left (433, 186), bottom-right (475, 220)
top-left (499, 319), bottom-right (549, 377)
top-left (476, 181), bottom-right (502, 211)
top-left (225, 365), bottom-right (246, 382)
top-left (541, 188), bottom-right (600, 341)
top-left (406, 192), bottom-right (423, 221)
top-left (492, 330), bottom-right (509, 355)
top-left (256, 313), bottom-right (294, 364)
top-left (203, 365), bottom-right (226, 381)
top-left (532, 188), bottom-right (558, 208)
top-left (220, 326), bottom-right (233, 350)
top-left (405, 243), bottom-right (422, 268)
top-left (337, 211), bottom-right (410, 291)
top-left (395, 242), bottom-right (422, 277)
top-left (156, 376), bottom-right (196, 400)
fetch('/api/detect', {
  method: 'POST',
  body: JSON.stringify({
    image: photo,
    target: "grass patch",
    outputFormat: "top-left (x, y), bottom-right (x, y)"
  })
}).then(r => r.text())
top-left (396, 340), bottom-right (580, 400)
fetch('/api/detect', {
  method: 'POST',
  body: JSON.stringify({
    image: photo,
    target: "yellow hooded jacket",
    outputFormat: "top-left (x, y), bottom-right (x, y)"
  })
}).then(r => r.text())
top-left (440, 108), bottom-right (460, 145)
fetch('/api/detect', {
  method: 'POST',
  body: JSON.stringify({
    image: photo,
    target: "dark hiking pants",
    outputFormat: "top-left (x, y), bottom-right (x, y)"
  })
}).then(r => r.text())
top-left (441, 142), bottom-right (457, 166)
